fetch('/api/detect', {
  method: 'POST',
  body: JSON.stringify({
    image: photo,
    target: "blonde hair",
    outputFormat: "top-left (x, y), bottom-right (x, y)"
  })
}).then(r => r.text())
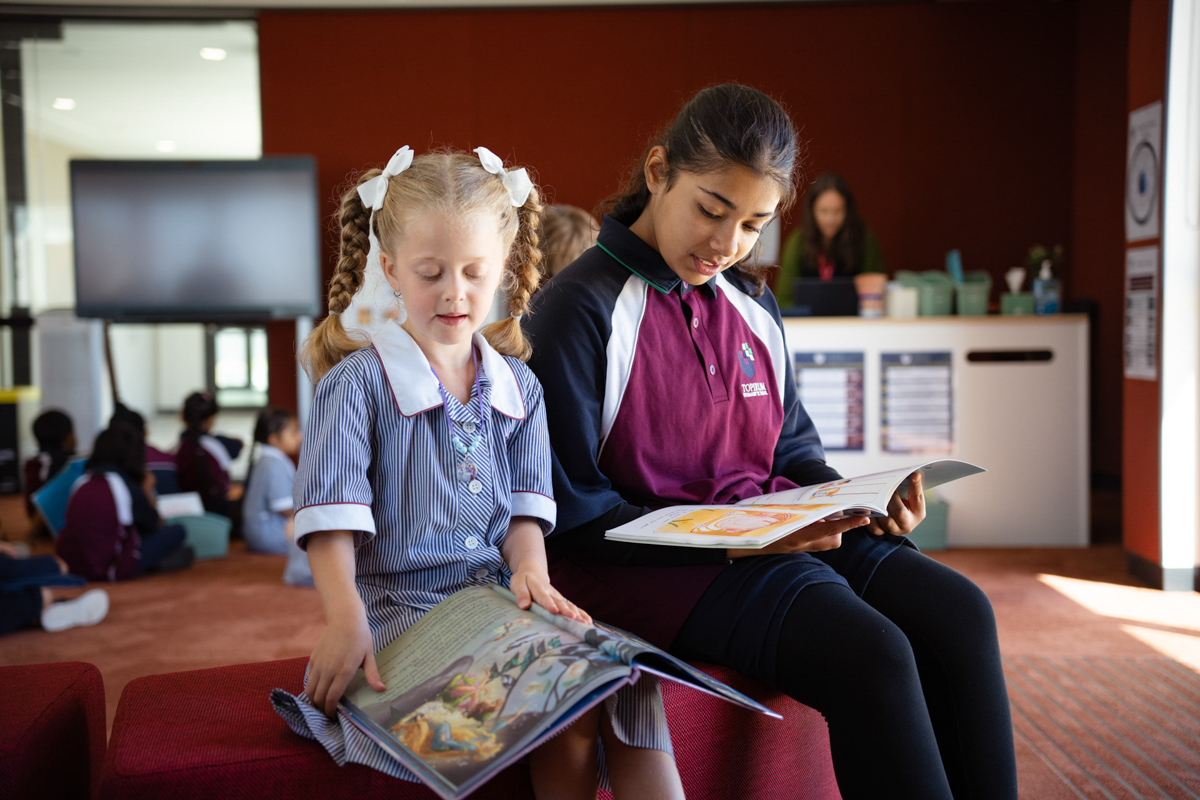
top-left (540, 204), bottom-right (598, 281)
top-left (301, 152), bottom-right (543, 382)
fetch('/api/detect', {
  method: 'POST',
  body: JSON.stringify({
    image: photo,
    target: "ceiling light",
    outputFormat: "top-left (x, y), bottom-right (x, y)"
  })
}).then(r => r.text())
top-left (52, 98), bottom-right (76, 111)
top-left (156, 140), bottom-right (178, 153)
top-left (199, 47), bottom-right (227, 61)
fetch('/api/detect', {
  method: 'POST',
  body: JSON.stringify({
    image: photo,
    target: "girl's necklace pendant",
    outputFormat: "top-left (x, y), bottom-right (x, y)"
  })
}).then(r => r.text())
top-left (456, 460), bottom-right (474, 483)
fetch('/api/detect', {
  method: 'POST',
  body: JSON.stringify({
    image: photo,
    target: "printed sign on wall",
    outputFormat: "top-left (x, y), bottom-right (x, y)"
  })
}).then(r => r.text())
top-left (1124, 246), bottom-right (1158, 381)
top-left (881, 352), bottom-right (953, 454)
top-left (793, 352), bottom-right (864, 451)
top-left (1126, 101), bottom-right (1163, 243)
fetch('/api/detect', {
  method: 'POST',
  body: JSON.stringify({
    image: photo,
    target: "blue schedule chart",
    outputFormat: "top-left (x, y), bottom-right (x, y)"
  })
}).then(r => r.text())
top-left (793, 352), bottom-right (864, 452)
top-left (881, 352), bottom-right (953, 454)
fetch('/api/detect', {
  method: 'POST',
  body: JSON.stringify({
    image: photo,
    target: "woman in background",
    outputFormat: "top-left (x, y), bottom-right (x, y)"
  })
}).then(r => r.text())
top-left (775, 171), bottom-right (885, 306)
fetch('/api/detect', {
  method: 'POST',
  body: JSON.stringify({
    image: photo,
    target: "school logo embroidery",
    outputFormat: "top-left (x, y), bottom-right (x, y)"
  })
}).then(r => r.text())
top-left (738, 342), bottom-right (756, 378)
top-left (738, 342), bottom-right (768, 398)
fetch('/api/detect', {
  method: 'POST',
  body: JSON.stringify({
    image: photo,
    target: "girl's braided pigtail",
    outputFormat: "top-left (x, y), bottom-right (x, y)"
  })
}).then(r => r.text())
top-left (481, 186), bottom-right (543, 361)
top-left (299, 170), bottom-right (379, 382)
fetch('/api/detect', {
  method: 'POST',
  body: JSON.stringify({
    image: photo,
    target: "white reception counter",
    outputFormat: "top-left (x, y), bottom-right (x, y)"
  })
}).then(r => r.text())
top-left (782, 314), bottom-right (1089, 547)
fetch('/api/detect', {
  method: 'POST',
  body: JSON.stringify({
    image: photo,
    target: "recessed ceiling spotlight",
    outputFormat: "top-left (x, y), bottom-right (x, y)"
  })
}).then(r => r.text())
top-left (199, 47), bottom-right (227, 61)
top-left (52, 98), bottom-right (76, 110)
top-left (156, 140), bottom-right (178, 153)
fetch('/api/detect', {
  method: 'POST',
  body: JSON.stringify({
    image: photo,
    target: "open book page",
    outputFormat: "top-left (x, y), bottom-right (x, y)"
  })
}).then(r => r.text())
top-left (339, 586), bottom-right (633, 799)
top-left (492, 586), bottom-right (779, 719)
top-left (742, 459), bottom-right (986, 518)
top-left (604, 502), bottom-right (846, 549)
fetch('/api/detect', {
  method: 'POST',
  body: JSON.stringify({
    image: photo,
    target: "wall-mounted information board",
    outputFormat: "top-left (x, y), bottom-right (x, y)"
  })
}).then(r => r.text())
top-left (881, 352), bottom-right (953, 454)
top-left (793, 351), bottom-right (865, 451)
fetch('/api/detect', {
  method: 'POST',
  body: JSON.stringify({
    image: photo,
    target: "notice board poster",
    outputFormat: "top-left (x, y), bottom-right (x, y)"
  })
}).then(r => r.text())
top-left (1124, 246), bottom-right (1158, 380)
top-left (881, 352), bottom-right (953, 454)
top-left (1126, 101), bottom-right (1163, 243)
top-left (793, 352), bottom-right (864, 451)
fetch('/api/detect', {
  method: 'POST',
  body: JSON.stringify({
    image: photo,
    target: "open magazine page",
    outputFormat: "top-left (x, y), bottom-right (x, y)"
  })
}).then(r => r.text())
top-left (744, 459), bottom-right (986, 517)
top-left (491, 586), bottom-right (779, 719)
top-left (339, 586), bottom-right (633, 799)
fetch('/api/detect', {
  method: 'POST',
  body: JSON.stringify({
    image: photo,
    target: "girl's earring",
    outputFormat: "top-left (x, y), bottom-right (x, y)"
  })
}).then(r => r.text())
top-left (393, 289), bottom-right (407, 324)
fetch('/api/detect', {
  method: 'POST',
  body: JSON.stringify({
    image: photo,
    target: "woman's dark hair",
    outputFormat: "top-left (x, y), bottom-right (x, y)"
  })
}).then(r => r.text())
top-left (33, 409), bottom-right (73, 450)
top-left (254, 406), bottom-right (296, 445)
top-left (88, 422), bottom-right (146, 482)
top-left (182, 392), bottom-right (218, 430)
top-left (606, 83), bottom-right (801, 295)
top-left (799, 172), bottom-right (865, 276)
top-left (110, 403), bottom-right (146, 436)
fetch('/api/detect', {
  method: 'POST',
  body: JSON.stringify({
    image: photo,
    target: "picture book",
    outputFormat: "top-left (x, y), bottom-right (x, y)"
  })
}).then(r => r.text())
top-left (336, 584), bottom-right (777, 800)
top-left (605, 459), bottom-right (985, 550)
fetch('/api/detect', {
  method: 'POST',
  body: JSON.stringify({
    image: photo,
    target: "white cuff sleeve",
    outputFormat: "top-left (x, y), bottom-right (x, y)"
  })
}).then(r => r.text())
top-left (294, 502), bottom-right (376, 549)
top-left (511, 491), bottom-right (556, 535)
top-left (269, 496), bottom-right (295, 513)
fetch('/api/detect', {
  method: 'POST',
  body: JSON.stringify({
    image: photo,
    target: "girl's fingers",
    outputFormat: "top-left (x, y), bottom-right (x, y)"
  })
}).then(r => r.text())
top-left (364, 651), bottom-right (386, 692)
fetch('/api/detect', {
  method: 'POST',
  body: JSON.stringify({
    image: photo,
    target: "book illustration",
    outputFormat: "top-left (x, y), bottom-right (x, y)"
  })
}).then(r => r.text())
top-left (808, 480), bottom-right (850, 499)
top-left (656, 507), bottom-right (834, 539)
top-left (347, 593), bottom-right (626, 791)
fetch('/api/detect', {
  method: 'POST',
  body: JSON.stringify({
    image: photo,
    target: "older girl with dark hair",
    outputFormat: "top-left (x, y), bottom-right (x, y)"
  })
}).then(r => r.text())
top-left (775, 171), bottom-right (886, 307)
top-left (525, 84), bottom-right (1016, 800)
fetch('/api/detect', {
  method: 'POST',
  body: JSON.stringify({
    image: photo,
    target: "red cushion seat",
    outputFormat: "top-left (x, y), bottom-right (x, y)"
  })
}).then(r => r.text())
top-left (99, 657), bottom-right (839, 799)
top-left (0, 661), bottom-right (107, 800)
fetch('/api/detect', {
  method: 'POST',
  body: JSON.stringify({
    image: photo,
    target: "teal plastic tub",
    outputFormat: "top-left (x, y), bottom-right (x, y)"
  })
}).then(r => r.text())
top-left (956, 271), bottom-right (993, 316)
top-left (918, 272), bottom-right (954, 316)
top-left (168, 513), bottom-right (232, 560)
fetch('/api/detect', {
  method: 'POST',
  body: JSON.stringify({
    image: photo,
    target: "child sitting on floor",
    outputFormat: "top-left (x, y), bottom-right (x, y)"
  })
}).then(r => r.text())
top-left (175, 392), bottom-right (243, 518)
top-left (57, 423), bottom-right (194, 581)
top-left (0, 542), bottom-right (109, 635)
top-left (24, 410), bottom-right (76, 521)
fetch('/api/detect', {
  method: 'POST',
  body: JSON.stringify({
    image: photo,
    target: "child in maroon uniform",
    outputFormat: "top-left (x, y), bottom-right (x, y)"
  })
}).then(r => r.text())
top-left (175, 392), bottom-right (243, 518)
top-left (56, 423), bottom-right (193, 581)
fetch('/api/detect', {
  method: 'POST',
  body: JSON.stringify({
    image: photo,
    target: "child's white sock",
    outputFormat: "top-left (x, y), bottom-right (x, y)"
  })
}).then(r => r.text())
top-left (41, 588), bottom-right (110, 632)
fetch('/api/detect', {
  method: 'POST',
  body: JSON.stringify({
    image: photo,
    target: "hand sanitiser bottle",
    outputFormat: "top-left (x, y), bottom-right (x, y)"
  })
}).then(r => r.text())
top-left (1032, 260), bottom-right (1060, 314)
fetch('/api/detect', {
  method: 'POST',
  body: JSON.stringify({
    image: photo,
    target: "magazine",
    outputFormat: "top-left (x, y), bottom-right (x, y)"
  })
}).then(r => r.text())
top-left (337, 584), bottom-right (777, 799)
top-left (605, 459), bottom-right (985, 549)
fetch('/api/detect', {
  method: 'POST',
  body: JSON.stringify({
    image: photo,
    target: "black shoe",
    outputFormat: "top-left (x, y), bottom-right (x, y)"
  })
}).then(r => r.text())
top-left (148, 545), bottom-right (195, 573)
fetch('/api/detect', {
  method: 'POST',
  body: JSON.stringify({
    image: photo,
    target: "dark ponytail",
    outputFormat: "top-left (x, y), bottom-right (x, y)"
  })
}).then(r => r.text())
top-left (606, 83), bottom-right (801, 295)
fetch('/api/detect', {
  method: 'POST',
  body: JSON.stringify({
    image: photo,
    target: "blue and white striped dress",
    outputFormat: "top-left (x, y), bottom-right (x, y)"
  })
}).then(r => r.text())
top-left (271, 321), bottom-right (670, 784)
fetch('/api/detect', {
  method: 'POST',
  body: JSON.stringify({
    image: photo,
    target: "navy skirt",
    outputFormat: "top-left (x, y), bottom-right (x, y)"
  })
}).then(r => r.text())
top-left (671, 529), bottom-right (916, 685)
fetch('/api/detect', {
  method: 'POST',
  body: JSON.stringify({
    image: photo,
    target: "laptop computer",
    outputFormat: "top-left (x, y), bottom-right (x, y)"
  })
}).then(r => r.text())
top-left (784, 277), bottom-right (859, 317)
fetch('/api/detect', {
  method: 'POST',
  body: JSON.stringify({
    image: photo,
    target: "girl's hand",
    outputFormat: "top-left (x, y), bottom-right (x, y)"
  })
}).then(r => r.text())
top-left (728, 516), bottom-right (868, 559)
top-left (510, 568), bottom-right (592, 625)
top-left (304, 607), bottom-right (385, 717)
top-left (864, 471), bottom-right (926, 537)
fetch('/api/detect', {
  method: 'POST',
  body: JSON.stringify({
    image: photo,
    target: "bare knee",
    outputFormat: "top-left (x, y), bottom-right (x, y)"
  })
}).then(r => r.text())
top-left (529, 706), bottom-right (600, 800)
top-left (600, 711), bottom-right (685, 800)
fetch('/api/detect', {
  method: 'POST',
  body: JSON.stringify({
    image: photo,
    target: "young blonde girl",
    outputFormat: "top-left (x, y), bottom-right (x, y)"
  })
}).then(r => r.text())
top-left (274, 147), bottom-right (683, 799)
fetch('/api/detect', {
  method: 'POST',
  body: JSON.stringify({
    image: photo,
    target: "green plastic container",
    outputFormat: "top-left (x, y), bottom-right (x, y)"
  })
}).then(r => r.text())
top-left (893, 270), bottom-right (921, 289)
top-left (168, 512), bottom-right (232, 560)
top-left (918, 271), bottom-right (954, 316)
top-left (1001, 292), bottom-right (1035, 315)
top-left (907, 496), bottom-right (948, 551)
top-left (956, 271), bottom-right (992, 316)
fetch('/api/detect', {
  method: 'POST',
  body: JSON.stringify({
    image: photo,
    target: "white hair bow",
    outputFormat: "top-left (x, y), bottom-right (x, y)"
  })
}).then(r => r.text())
top-left (357, 146), bottom-right (414, 211)
top-left (474, 147), bottom-right (533, 207)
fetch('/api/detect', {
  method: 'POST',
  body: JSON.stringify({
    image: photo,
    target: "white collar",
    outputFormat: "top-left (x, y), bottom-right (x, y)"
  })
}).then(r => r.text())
top-left (256, 443), bottom-right (289, 463)
top-left (198, 434), bottom-right (233, 472)
top-left (371, 321), bottom-right (526, 420)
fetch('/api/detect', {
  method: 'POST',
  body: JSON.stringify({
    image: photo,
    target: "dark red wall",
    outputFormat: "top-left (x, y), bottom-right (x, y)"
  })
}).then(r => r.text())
top-left (1122, 0), bottom-right (1169, 564)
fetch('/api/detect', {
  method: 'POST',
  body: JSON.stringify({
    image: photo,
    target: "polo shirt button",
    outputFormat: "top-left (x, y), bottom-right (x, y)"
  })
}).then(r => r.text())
top-left (692, 317), bottom-right (699, 328)
top-left (708, 364), bottom-right (716, 375)
top-left (468, 479), bottom-right (483, 494)
top-left (474, 567), bottom-right (488, 579)
top-left (463, 420), bottom-right (477, 434)
top-left (464, 536), bottom-right (480, 550)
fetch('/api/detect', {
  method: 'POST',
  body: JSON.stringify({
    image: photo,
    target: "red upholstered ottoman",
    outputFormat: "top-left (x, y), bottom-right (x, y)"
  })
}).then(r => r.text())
top-left (0, 661), bottom-right (107, 800)
top-left (99, 657), bottom-right (839, 799)
top-left (97, 657), bottom-right (535, 799)
top-left (657, 664), bottom-right (840, 800)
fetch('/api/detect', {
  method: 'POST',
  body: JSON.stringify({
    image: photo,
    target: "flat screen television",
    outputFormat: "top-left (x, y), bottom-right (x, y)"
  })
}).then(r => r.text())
top-left (71, 158), bottom-right (321, 321)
